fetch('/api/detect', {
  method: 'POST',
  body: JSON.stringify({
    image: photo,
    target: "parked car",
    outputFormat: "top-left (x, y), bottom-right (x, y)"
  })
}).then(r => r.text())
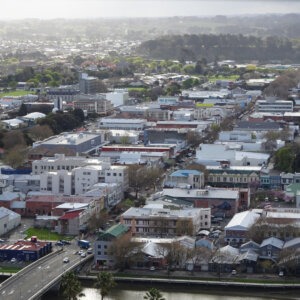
top-left (279, 271), bottom-right (284, 277)
top-left (231, 270), bottom-right (237, 275)
top-left (81, 252), bottom-right (87, 258)
top-left (87, 248), bottom-right (93, 254)
top-left (10, 258), bottom-right (17, 263)
top-left (55, 241), bottom-right (64, 247)
top-left (60, 240), bottom-right (71, 245)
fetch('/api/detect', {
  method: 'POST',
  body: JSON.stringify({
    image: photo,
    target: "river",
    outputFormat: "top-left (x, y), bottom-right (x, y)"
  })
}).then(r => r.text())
top-left (42, 282), bottom-right (300, 300)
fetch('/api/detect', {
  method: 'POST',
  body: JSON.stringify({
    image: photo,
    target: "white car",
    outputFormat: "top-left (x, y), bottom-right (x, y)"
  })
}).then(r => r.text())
top-left (81, 252), bottom-right (87, 258)
top-left (10, 258), bottom-right (17, 263)
top-left (63, 257), bottom-right (69, 263)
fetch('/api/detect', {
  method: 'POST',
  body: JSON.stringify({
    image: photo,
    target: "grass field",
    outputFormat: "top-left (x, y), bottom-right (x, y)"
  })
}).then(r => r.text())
top-left (0, 90), bottom-right (34, 97)
top-left (0, 266), bottom-right (21, 273)
top-left (25, 228), bottom-right (73, 241)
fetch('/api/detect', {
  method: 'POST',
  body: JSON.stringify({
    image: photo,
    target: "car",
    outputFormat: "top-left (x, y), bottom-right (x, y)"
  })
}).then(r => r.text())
top-left (279, 271), bottom-right (284, 277)
top-left (63, 257), bottom-right (69, 263)
top-left (55, 241), bottom-right (64, 247)
top-left (87, 248), bottom-right (93, 254)
top-left (231, 270), bottom-right (237, 275)
top-left (149, 266), bottom-right (156, 271)
top-left (10, 258), bottom-right (17, 263)
top-left (81, 252), bottom-right (87, 258)
top-left (0, 239), bottom-right (5, 243)
top-left (78, 250), bottom-right (84, 255)
top-left (60, 240), bottom-right (71, 245)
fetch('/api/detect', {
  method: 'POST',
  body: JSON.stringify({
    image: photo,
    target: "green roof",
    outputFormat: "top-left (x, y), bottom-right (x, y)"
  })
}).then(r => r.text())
top-left (98, 223), bottom-right (129, 240)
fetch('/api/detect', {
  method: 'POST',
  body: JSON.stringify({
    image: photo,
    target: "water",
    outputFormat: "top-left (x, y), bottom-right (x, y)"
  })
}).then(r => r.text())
top-left (1, 0), bottom-right (300, 20)
top-left (42, 283), bottom-right (300, 300)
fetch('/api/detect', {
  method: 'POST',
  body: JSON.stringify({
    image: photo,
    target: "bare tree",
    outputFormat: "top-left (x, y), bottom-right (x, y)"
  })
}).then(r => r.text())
top-left (27, 125), bottom-right (53, 141)
top-left (175, 219), bottom-right (194, 236)
top-left (109, 234), bottom-right (138, 270)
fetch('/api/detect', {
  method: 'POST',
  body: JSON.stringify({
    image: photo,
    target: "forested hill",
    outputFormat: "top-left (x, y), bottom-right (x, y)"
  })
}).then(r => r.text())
top-left (136, 34), bottom-right (300, 63)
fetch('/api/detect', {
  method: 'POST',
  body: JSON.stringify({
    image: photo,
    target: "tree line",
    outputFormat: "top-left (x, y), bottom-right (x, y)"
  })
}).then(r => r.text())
top-left (137, 34), bottom-right (298, 63)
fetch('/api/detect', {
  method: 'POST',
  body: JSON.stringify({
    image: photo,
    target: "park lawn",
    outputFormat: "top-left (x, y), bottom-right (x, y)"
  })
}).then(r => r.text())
top-left (0, 90), bottom-right (34, 97)
top-left (25, 228), bottom-right (73, 241)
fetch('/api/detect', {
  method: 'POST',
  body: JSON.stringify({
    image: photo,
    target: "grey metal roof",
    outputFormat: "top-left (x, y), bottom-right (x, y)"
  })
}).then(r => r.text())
top-left (260, 237), bottom-right (284, 249)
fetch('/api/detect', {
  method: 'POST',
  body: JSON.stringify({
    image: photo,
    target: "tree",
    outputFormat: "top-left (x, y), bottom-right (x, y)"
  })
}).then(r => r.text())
top-left (94, 271), bottom-right (116, 300)
top-left (186, 131), bottom-right (203, 148)
top-left (109, 234), bottom-right (137, 270)
top-left (3, 146), bottom-right (26, 168)
top-left (18, 103), bottom-right (27, 116)
top-left (60, 271), bottom-right (84, 300)
top-left (144, 288), bottom-right (166, 300)
top-left (3, 130), bottom-right (26, 150)
top-left (88, 210), bottom-right (110, 232)
top-left (175, 219), bottom-right (194, 236)
top-left (72, 108), bottom-right (85, 123)
top-left (27, 125), bottom-right (53, 141)
top-left (128, 165), bottom-right (148, 198)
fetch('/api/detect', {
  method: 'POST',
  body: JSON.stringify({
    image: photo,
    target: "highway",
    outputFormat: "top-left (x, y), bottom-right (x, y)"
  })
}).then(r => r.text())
top-left (0, 245), bottom-right (93, 300)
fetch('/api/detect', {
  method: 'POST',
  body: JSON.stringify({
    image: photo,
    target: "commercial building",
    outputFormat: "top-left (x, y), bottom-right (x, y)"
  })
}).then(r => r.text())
top-left (120, 204), bottom-right (211, 237)
top-left (0, 207), bottom-right (21, 236)
top-left (255, 99), bottom-right (293, 113)
top-left (0, 240), bottom-right (52, 262)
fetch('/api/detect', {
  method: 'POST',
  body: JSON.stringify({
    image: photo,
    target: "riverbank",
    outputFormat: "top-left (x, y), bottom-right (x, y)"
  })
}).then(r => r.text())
top-left (78, 269), bottom-right (300, 290)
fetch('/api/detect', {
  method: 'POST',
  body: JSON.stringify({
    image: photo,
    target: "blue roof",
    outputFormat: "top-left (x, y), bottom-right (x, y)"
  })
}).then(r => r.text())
top-left (170, 169), bottom-right (202, 177)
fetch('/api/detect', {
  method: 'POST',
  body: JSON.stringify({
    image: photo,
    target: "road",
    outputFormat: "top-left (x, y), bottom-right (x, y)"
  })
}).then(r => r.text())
top-left (0, 245), bottom-right (93, 300)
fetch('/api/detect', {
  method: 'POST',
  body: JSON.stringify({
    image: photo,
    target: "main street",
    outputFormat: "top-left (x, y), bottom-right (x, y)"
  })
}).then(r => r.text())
top-left (0, 245), bottom-right (92, 300)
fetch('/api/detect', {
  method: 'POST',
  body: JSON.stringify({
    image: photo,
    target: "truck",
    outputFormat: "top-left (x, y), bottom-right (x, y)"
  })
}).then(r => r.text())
top-left (77, 239), bottom-right (90, 249)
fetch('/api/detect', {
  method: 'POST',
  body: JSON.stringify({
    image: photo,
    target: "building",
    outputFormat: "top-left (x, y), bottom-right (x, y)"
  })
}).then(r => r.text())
top-left (79, 72), bottom-right (100, 94)
top-left (0, 239), bottom-right (52, 262)
top-left (120, 204), bottom-right (211, 237)
top-left (73, 94), bottom-right (114, 115)
top-left (105, 89), bottom-right (129, 107)
top-left (224, 210), bottom-right (261, 245)
top-left (94, 223), bottom-right (130, 268)
top-left (196, 144), bottom-right (269, 167)
top-left (46, 86), bottom-right (80, 102)
top-left (164, 169), bottom-right (205, 189)
top-left (255, 99), bottom-right (293, 113)
top-left (29, 132), bottom-right (103, 160)
top-left (0, 207), bottom-right (21, 236)
top-left (206, 165), bottom-right (261, 188)
top-left (99, 118), bottom-right (147, 130)
top-left (162, 187), bottom-right (240, 217)
top-left (259, 237), bottom-right (284, 261)
top-left (32, 153), bottom-right (111, 175)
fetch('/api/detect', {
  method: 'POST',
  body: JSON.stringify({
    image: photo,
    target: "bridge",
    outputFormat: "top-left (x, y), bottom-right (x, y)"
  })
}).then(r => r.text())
top-left (0, 246), bottom-right (92, 300)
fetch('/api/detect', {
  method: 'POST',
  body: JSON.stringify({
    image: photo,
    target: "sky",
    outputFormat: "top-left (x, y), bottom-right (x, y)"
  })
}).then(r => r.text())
top-left (0, 0), bottom-right (300, 20)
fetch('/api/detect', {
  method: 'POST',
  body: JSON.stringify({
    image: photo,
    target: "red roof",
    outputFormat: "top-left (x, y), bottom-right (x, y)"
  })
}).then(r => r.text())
top-left (59, 210), bottom-right (82, 220)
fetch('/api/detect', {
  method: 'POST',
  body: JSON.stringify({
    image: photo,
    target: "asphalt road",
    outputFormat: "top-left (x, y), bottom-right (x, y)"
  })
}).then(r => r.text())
top-left (0, 244), bottom-right (93, 300)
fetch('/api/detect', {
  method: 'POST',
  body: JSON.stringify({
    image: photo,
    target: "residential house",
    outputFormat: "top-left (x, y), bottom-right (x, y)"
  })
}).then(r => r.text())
top-left (164, 169), bottom-right (205, 189)
top-left (259, 237), bottom-right (284, 261)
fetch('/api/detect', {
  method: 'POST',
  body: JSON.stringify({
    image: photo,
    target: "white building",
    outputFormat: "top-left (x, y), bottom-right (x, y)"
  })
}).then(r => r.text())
top-left (224, 210), bottom-right (261, 245)
top-left (196, 144), bottom-right (270, 166)
top-left (105, 89), bottom-right (129, 107)
top-left (120, 203), bottom-right (211, 236)
top-left (0, 207), bottom-right (21, 236)
top-left (255, 99), bottom-right (293, 113)
top-left (98, 118), bottom-right (147, 130)
top-left (32, 153), bottom-right (111, 175)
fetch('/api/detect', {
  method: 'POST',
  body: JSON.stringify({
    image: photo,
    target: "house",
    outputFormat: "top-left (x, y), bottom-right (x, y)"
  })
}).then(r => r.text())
top-left (224, 210), bottom-right (260, 245)
top-left (259, 237), bottom-right (284, 261)
top-left (94, 223), bottom-right (129, 269)
top-left (210, 245), bottom-right (239, 273)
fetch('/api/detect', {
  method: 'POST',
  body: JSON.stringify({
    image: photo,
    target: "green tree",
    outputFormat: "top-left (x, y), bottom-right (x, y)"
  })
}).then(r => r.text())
top-left (60, 271), bottom-right (84, 300)
top-left (18, 103), bottom-right (27, 116)
top-left (94, 271), bottom-right (116, 300)
top-left (144, 288), bottom-right (166, 300)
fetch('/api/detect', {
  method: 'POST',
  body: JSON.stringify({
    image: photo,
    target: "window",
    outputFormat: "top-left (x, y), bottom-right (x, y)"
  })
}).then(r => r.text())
top-left (98, 245), bottom-right (101, 249)
top-left (104, 245), bottom-right (107, 249)
top-left (113, 173), bottom-right (117, 176)
top-left (107, 173), bottom-right (111, 176)
top-left (97, 251), bottom-right (101, 255)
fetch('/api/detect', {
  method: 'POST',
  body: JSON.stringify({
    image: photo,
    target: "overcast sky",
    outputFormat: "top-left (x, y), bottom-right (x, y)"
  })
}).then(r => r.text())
top-left (1, 0), bottom-right (299, 20)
